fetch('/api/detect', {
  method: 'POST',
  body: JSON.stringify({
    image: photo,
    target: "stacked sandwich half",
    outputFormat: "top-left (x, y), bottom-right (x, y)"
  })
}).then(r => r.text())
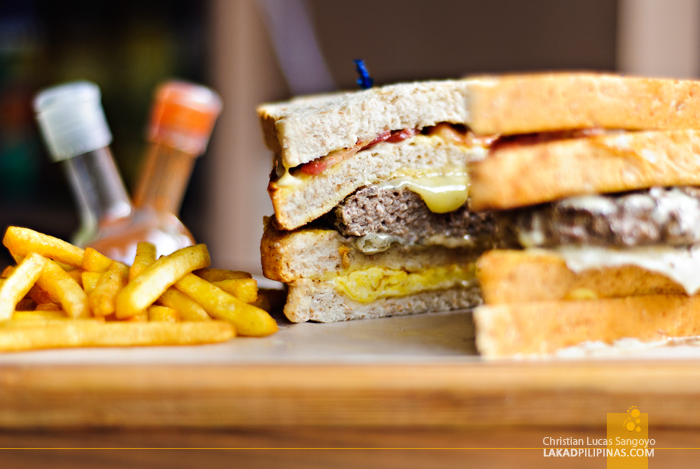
top-left (258, 81), bottom-right (493, 322)
top-left (470, 74), bottom-right (700, 357)
top-left (259, 73), bottom-right (700, 356)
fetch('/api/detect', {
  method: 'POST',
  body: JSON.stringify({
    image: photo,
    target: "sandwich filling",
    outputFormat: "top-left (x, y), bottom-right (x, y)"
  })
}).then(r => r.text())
top-left (271, 123), bottom-right (493, 187)
top-left (328, 185), bottom-right (497, 253)
top-left (515, 186), bottom-right (700, 294)
top-left (332, 264), bottom-right (477, 303)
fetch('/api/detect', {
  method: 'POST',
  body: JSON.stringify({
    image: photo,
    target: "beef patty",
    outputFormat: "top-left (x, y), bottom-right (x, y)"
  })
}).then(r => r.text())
top-left (517, 186), bottom-right (700, 248)
top-left (329, 186), bottom-right (496, 246)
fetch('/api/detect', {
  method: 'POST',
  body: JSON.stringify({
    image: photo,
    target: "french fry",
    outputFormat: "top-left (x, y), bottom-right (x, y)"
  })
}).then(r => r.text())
top-left (3, 226), bottom-right (84, 268)
top-left (129, 242), bottom-right (156, 281)
top-left (81, 272), bottom-right (102, 295)
top-left (194, 268), bottom-right (252, 282)
top-left (35, 303), bottom-right (62, 311)
top-left (81, 247), bottom-right (114, 273)
top-left (65, 268), bottom-right (84, 287)
top-left (1, 266), bottom-right (14, 278)
top-left (175, 273), bottom-right (278, 337)
top-left (132, 243), bottom-right (209, 321)
top-left (124, 311), bottom-right (149, 322)
top-left (0, 253), bottom-right (47, 321)
top-left (212, 278), bottom-right (258, 303)
top-left (157, 288), bottom-right (211, 322)
top-left (89, 262), bottom-right (129, 317)
top-left (36, 260), bottom-right (90, 319)
top-left (26, 284), bottom-right (57, 305)
top-left (12, 310), bottom-right (68, 320)
top-left (0, 321), bottom-right (234, 351)
top-left (115, 245), bottom-right (211, 319)
top-left (148, 305), bottom-right (180, 322)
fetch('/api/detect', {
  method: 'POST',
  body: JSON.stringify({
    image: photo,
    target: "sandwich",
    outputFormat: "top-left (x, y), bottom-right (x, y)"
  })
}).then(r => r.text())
top-left (258, 73), bottom-right (700, 342)
top-left (465, 75), bottom-right (700, 357)
top-left (258, 80), bottom-right (498, 322)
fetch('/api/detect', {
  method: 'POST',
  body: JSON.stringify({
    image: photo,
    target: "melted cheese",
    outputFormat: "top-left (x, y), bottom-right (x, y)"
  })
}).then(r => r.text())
top-left (332, 264), bottom-right (475, 303)
top-left (378, 174), bottom-right (469, 213)
top-left (276, 168), bottom-right (304, 187)
top-left (553, 245), bottom-right (700, 295)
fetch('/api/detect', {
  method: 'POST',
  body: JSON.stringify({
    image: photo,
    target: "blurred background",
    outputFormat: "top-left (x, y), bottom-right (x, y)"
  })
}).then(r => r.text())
top-left (0, 0), bottom-right (697, 272)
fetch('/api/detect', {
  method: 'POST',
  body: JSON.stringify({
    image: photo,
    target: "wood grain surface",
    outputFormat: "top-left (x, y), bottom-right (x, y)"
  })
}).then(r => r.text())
top-left (0, 426), bottom-right (698, 468)
top-left (1, 360), bottom-right (700, 428)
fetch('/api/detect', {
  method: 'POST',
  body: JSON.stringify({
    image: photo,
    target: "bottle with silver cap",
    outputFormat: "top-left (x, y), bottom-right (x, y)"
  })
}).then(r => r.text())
top-left (34, 81), bottom-right (195, 264)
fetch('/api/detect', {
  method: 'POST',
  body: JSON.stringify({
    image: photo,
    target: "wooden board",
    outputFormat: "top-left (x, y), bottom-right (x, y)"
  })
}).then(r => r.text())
top-left (1, 310), bottom-right (700, 428)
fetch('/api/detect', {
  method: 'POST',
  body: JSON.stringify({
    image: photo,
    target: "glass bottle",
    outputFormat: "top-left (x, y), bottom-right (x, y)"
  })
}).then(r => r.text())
top-left (33, 81), bottom-right (196, 264)
top-left (132, 81), bottom-right (222, 222)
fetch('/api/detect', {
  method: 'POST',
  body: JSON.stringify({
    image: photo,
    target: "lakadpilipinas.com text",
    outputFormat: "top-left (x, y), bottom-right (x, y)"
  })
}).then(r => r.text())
top-left (542, 437), bottom-right (655, 458)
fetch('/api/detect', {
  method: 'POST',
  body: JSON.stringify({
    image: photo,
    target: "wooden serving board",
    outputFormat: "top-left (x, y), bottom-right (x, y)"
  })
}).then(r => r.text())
top-left (1, 310), bottom-right (700, 428)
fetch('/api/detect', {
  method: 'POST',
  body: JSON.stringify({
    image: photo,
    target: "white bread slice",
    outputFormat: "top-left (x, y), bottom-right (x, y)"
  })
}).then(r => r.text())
top-left (285, 279), bottom-right (480, 323)
top-left (269, 134), bottom-right (479, 230)
top-left (474, 295), bottom-right (700, 357)
top-left (477, 249), bottom-right (685, 304)
top-left (261, 222), bottom-right (480, 283)
top-left (259, 73), bottom-right (700, 168)
top-left (469, 129), bottom-right (700, 211)
top-left (258, 80), bottom-right (469, 168)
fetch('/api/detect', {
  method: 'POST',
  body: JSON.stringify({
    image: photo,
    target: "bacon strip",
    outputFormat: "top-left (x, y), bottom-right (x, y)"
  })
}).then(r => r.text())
top-left (299, 128), bottom-right (419, 175)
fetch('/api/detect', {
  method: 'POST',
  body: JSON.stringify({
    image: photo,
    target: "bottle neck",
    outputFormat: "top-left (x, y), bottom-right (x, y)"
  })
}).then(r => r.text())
top-left (132, 143), bottom-right (197, 215)
top-left (62, 147), bottom-right (133, 230)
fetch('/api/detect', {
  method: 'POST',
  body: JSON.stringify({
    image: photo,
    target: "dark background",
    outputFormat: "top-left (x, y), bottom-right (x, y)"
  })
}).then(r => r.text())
top-left (0, 0), bottom-right (618, 266)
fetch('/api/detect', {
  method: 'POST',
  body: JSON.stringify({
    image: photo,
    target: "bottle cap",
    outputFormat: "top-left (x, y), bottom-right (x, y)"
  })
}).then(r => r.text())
top-left (33, 81), bottom-right (113, 162)
top-left (148, 81), bottom-right (223, 155)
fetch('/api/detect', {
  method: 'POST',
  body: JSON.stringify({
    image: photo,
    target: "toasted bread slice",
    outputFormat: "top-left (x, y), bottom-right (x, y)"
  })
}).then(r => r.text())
top-left (469, 129), bottom-right (700, 211)
top-left (465, 73), bottom-right (700, 135)
top-left (285, 279), bottom-right (480, 323)
top-left (261, 222), bottom-right (481, 283)
top-left (474, 295), bottom-right (700, 357)
top-left (269, 134), bottom-right (479, 230)
top-left (477, 249), bottom-right (686, 304)
top-left (258, 80), bottom-right (470, 168)
top-left (259, 73), bottom-right (700, 169)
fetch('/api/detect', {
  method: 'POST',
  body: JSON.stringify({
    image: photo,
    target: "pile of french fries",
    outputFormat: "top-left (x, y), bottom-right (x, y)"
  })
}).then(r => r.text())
top-left (0, 226), bottom-right (279, 352)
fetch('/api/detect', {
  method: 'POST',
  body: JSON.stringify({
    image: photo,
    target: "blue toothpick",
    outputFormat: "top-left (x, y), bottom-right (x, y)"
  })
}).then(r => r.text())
top-left (354, 59), bottom-right (374, 89)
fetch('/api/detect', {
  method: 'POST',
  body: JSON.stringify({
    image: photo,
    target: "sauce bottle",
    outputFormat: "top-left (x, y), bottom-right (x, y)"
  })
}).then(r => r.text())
top-left (132, 81), bottom-right (222, 224)
top-left (33, 81), bottom-right (195, 263)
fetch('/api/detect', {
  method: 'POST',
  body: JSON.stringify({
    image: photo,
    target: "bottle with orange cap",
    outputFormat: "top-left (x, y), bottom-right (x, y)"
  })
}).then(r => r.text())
top-left (33, 80), bottom-right (221, 264)
top-left (132, 81), bottom-right (222, 219)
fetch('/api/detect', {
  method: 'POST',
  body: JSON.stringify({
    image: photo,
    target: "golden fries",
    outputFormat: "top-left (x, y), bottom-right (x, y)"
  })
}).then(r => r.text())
top-left (157, 288), bottom-right (210, 322)
top-left (115, 244), bottom-right (210, 319)
top-left (148, 305), bottom-right (180, 322)
top-left (36, 260), bottom-right (90, 319)
top-left (82, 247), bottom-right (113, 273)
top-left (12, 310), bottom-right (68, 320)
top-left (195, 268), bottom-right (252, 282)
top-left (4, 226), bottom-right (84, 268)
top-left (26, 284), bottom-right (57, 305)
top-left (0, 227), bottom-right (277, 351)
top-left (0, 321), bottom-right (234, 351)
top-left (0, 253), bottom-right (47, 320)
top-left (212, 278), bottom-right (258, 304)
top-left (88, 262), bottom-right (129, 317)
top-left (175, 274), bottom-right (278, 337)
top-left (130, 242), bottom-right (156, 281)
top-left (81, 272), bottom-right (101, 295)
